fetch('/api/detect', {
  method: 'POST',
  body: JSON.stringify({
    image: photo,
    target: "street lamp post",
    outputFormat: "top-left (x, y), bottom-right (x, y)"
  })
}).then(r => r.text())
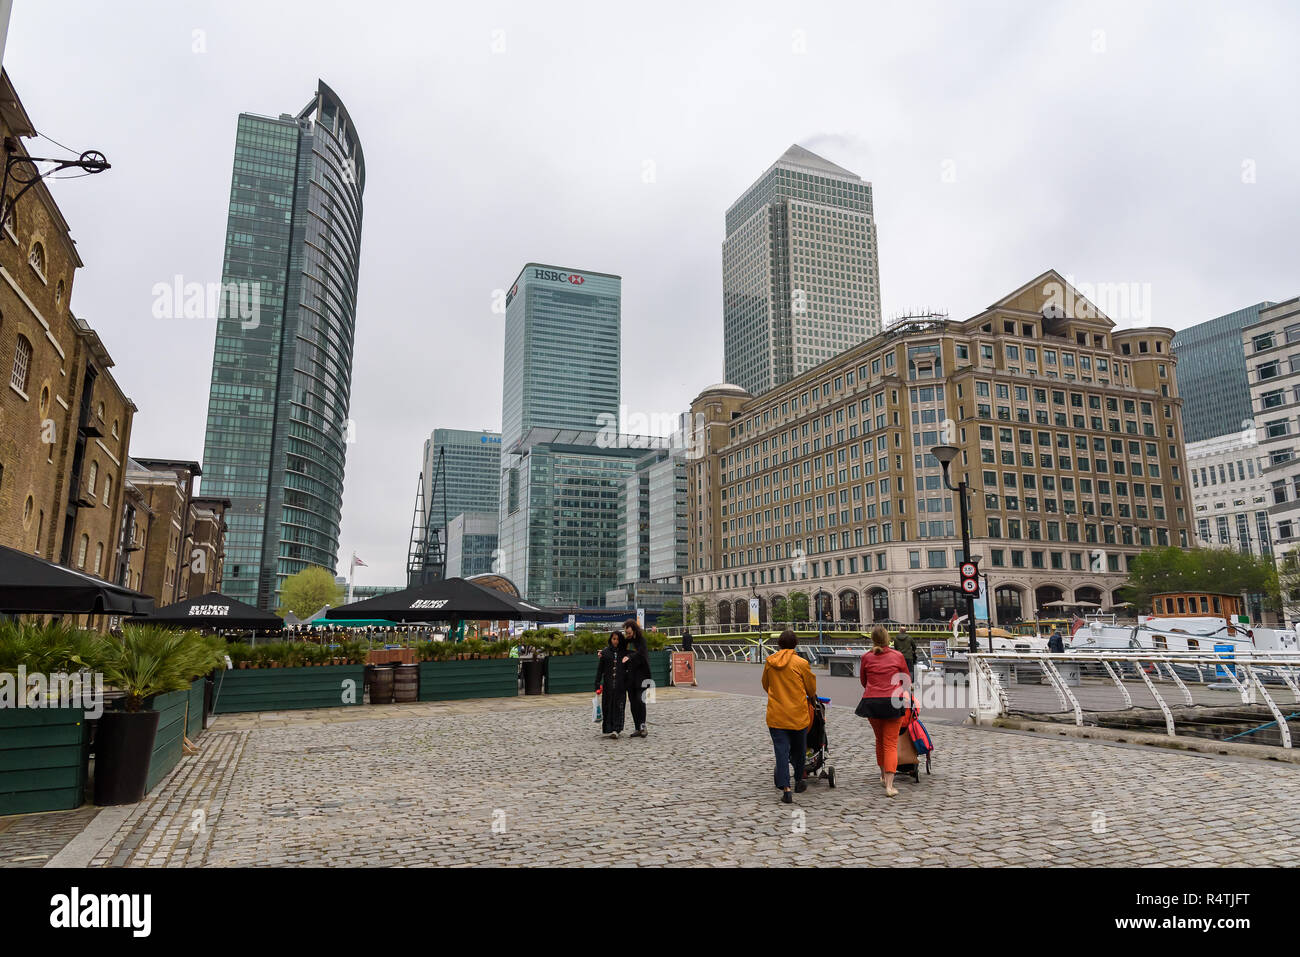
top-left (931, 444), bottom-right (978, 655)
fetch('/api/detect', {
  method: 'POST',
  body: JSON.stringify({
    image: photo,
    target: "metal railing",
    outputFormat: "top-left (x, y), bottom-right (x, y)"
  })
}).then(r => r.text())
top-left (967, 650), bottom-right (1300, 747)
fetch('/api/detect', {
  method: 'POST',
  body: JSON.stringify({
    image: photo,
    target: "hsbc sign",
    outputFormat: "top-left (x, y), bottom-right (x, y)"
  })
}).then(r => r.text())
top-left (533, 268), bottom-right (585, 285)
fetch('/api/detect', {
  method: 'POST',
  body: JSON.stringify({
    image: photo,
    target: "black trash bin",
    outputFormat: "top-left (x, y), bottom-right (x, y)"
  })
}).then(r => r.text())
top-left (521, 656), bottom-right (545, 695)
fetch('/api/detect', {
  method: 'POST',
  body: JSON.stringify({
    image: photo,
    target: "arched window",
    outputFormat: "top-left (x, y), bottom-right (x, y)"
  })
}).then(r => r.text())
top-left (3, 200), bottom-right (16, 237)
top-left (102, 474), bottom-right (112, 505)
top-left (916, 586), bottom-right (961, 622)
top-left (22, 495), bottom-right (34, 527)
top-left (77, 533), bottom-right (89, 569)
top-left (96, 401), bottom-right (104, 420)
top-left (39, 384), bottom-right (49, 414)
top-left (28, 242), bottom-right (45, 276)
top-left (56, 279), bottom-right (64, 305)
top-left (93, 542), bottom-right (104, 575)
top-left (995, 586), bottom-right (1023, 624)
top-left (10, 334), bottom-right (32, 393)
top-left (86, 460), bottom-right (99, 495)
top-left (870, 589), bottom-right (890, 622)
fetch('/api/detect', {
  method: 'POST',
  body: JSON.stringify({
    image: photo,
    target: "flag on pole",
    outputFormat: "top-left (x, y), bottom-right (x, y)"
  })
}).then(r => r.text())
top-left (354, 556), bottom-right (368, 567)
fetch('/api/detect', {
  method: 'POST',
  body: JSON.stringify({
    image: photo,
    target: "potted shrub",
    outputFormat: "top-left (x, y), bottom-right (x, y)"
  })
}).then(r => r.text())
top-left (91, 626), bottom-right (206, 806)
top-left (0, 621), bottom-right (99, 815)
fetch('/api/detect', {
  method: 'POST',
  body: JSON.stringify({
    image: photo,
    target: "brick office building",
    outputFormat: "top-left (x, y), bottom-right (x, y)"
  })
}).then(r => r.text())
top-left (686, 271), bottom-right (1195, 628)
top-left (0, 69), bottom-right (136, 584)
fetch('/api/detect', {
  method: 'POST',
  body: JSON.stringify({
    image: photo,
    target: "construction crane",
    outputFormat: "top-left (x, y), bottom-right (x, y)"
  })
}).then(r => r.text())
top-left (406, 446), bottom-right (449, 586)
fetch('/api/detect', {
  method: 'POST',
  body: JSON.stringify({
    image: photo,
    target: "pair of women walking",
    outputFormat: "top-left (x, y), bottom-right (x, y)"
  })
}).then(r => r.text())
top-left (594, 619), bottom-right (652, 739)
top-left (762, 625), bottom-right (911, 800)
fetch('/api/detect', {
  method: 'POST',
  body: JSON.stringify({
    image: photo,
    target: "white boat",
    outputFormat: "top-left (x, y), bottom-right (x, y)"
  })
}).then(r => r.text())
top-left (1066, 590), bottom-right (1299, 656)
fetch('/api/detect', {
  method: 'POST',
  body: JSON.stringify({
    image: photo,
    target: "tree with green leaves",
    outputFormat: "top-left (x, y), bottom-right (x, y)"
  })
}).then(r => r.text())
top-left (277, 565), bottom-right (346, 620)
top-left (788, 591), bottom-right (809, 622)
top-left (1123, 546), bottom-right (1279, 613)
top-left (1276, 551), bottom-right (1300, 623)
top-left (657, 599), bottom-right (683, 628)
top-left (771, 595), bottom-right (789, 625)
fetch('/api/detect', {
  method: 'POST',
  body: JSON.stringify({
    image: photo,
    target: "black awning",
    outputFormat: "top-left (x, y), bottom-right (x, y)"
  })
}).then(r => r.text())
top-left (325, 576), bottom-right (565, 623)
top-left (128, 591), bottom-right (283, 630)
top-left (0, 543), bottom-right (155, 616)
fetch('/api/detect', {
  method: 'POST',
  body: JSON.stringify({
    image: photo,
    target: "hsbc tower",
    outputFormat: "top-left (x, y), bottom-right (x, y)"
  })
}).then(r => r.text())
top-left (500, 263), bottom-right (622, 450)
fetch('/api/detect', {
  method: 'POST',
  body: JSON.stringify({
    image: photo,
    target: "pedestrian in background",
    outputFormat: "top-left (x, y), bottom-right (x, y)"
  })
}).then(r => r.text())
top-left (595, 631), bottom-right (626, 738)
top-left (621, 619), bottom-right (652, 737)
top-left (761, 630), bottom-right (818, 803)
top-left (857, 624), bottom-right (912, 797)
top-left (893, 626), bottom-right (917, 681)
top-left (1048, 628), bottom-right (1065, 654)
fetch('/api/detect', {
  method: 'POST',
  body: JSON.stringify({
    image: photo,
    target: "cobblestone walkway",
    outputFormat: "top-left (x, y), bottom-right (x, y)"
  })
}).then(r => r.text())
top-left (37, 690), bottom-right (1300, 867)
top-left (0, 806), bottom-right (99, 867)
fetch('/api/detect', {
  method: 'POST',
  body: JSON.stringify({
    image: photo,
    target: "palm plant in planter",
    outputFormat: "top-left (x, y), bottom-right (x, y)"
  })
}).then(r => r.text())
top-left (90, 626), bottom-right (205, 805)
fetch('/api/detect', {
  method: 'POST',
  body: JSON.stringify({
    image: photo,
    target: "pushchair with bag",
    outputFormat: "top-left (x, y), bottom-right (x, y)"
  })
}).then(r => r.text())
top-left (896, 697), bottom-right (934, 783)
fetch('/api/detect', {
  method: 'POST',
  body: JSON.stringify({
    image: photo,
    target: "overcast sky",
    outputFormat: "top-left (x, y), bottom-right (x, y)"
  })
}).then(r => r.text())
top-left (7, 0), bottom-right (1298, 588)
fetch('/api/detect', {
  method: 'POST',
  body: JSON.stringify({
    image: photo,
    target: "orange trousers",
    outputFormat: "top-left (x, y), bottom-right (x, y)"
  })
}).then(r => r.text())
top-left (868, 716), bottom-right (904, 773)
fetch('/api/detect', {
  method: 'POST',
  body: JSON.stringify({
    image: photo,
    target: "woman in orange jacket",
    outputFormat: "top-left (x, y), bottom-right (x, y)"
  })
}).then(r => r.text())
top-left (761, 630), bottom-right (818, 803)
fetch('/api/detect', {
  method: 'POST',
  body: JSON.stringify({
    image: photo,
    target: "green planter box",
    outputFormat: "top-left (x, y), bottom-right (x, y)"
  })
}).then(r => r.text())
top-left (418, 658), bottom-right (518, 701)
top-left (545, 653), bottom-right (599, 694)
top-left (0, 706), bottom-right (88, 815)
top-left (649, 650), bottom-right (670, 688)
top-left (212, 665), bottom-right (365, 714)
top-left (187, 676), bottom-right (204, 739)
top-left (142, 687), bottom-right (190, 794)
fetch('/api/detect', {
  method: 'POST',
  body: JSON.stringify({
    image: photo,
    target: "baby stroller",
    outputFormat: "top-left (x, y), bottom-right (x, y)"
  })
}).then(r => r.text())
top-left (799, 696), bottom-right (835, 788)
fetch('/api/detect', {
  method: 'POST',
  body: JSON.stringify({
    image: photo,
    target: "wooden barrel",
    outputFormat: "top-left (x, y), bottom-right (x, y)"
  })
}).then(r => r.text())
top-left (393, 664), bottom-right (418, 703)
top-left (370, 664), bottom-right (395, 704)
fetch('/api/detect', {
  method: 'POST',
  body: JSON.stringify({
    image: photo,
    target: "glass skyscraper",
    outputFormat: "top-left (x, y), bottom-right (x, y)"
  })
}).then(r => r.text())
top-left (497, 263), bottom-right (636, 606)
top-left (1172, 302), bottom-right (1274, 443)
top-left (200, 81), bottom-right (365, 610)
top-left (723, 144), bottom-right (882, 396)
top-left (501, 263), bottom-right (621, 450)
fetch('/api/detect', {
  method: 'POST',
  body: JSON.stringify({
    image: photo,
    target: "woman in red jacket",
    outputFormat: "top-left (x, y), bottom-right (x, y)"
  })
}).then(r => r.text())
top-left (857, 624), bottom-right (912, 797)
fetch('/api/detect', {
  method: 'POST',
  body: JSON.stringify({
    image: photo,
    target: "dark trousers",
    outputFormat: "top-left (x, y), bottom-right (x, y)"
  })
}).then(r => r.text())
top-left (627, 679), bottom-right (647, 731)
top-left (769, 726), bottom-right (807, 790)
top-left (601, 685), bottom-right (626, 734)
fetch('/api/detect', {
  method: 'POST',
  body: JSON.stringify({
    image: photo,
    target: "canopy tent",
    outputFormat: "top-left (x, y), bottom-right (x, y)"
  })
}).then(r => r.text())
top-left (325, 576), bottom-right (564, 624)
top-left (302, 618), bottom-right (408, 628)
top-left (0, 543), bottom-right (154, 616)
top-left (128, 591), bottom-right (283, 631)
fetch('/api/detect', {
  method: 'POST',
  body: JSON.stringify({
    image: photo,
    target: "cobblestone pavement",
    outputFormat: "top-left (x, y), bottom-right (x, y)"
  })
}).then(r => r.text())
top-left (0, 806), bottom-right (99, 867)
top-left (36, 689), bottom-right (1300, 867)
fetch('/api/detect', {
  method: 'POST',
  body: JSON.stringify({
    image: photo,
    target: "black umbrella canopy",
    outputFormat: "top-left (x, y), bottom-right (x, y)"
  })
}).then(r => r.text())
top-left (325, 577), bottom-right (564, 623)
top-left (129, 591), bottom-right (283, 630)
top-left (0, 543), bottom-right (155, 616)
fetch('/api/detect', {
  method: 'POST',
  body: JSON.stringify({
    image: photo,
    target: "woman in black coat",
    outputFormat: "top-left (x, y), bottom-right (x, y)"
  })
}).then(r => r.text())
top-left (620, 619), bottom-right (652, 738)
top-left (594, 632), bottom-right (627, 738)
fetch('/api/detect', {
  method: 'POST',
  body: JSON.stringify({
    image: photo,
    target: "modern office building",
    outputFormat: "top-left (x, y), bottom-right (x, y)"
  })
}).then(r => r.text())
top-left (607, 448), bottom-right (688, 612)
top-left (445, 511), bottom-right (499, 579)
top-left (687, 270), bottom-right (1194, 628)
top-left (501, 263), bottom-right (621, 451)
top-left (499, 428), bottom-right (671, 608)
top-left (722, 144), bottom-right (882, 397)
top-left (1187, 433), bottom-right (1271, 558)
top-left (200, 80), bottom-right (365, 610)
top-left (1172, 302), bottom-right (1274, 444)
top-left (1243, 297), bottom-right (1300, 571)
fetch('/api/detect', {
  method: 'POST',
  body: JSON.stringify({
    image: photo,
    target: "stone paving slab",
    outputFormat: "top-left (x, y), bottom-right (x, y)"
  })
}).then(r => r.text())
top-left (0, 806), bottom-right (99, 868)
top-left (42, 689), bottom-right (1300, 868)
